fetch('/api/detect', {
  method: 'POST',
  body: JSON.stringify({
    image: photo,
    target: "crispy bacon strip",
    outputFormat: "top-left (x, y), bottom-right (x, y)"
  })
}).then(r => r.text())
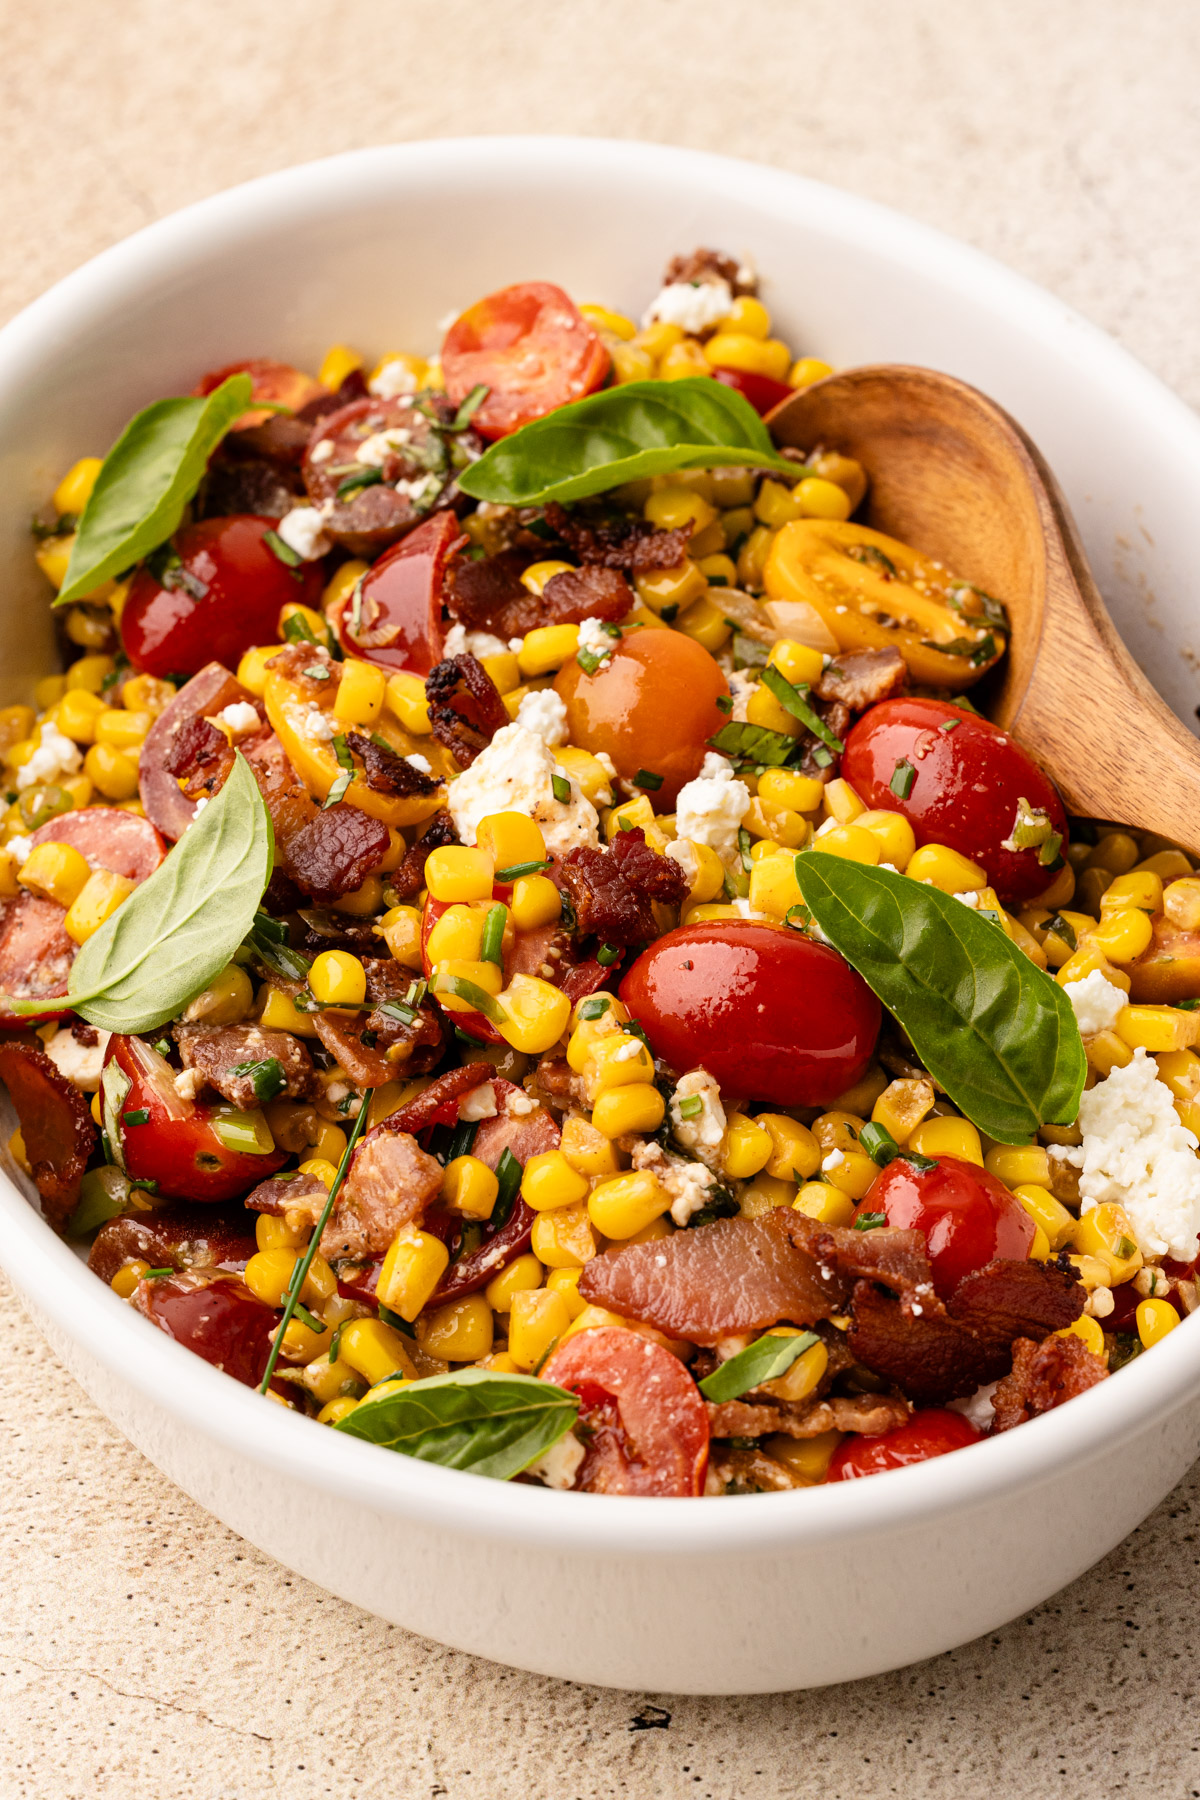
top-left (425, 654), bottom-right (510, 767)
top-left (561, 825), bottom-right (688, 947)
top-left (388, 809), bottom-right (459, 903)
top-left (344, 732), bottom-right (440, 798)
top-left (540, 565), bottom-right (633, 619)
top-left (285, 803), bottom-right (391, 902)
top-left (991, 1332), bottom-right (1108, 1431)
top-left (174, 1022), bottom-right (317, 1109)
top-left (815, 647), bottom-right (907, 711)
top-left (662, 247), bottom-right (757, 294)
top-left (541, 502), bottom-right (692, 574)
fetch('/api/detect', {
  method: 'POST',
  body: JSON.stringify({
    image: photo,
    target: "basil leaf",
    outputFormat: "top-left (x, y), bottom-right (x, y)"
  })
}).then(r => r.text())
top-left (457, 378), bottom-right (797, 506)
top-left (45, 754), bottom-right (271, 1033)
top-left (699, 1332), bottom-right (818, 1403)
top-left (707, 721), bottom-right (797, 767)
top-left (335, 1369), bottom-right (579, 1479)
top-left (793, 853), bottom-right (1086, 1144)
top-left (57, 374), bottom-right (254, 605)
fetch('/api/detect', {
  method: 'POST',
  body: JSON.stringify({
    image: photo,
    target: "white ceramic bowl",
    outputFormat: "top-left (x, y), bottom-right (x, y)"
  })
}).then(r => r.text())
top-left (2, 137), bottom-right (1200, 1698)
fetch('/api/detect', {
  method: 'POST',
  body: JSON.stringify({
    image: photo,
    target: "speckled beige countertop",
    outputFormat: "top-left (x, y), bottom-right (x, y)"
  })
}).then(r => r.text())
top-left (2, 2), bottom-right (1200, 1794)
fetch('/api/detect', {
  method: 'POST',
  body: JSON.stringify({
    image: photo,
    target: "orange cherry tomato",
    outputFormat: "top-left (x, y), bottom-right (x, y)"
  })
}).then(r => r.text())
top-left (540, 1327), bottom-right (709, 1495)
top-left (554, 631), bottom-right (730, 809)
top-left (193, 357), bottom-right (327, 430)
top-left (441, 282), bottom-right (611, 440)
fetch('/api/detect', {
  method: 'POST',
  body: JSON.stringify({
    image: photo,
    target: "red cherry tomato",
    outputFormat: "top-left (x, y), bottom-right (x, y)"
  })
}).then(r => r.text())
top-left (327, 510), bottom-right (462, 674)
top-left (441, 282), bottom-right (611, 440)
top-left (104, 1035), bottom-right (286, 1203)
top-left (30, 807), bottom-right (166, 881)
top-left (711, 365), bottom-right (795, 416)
top-left (193, 357), bottom-right (326, 430)
top-left (540, 1327), bottom-right (709, 1495)
top-left (840, 698), bottom-right (1068, 906)
top-left (554, 630), bottom-right (730, 810)
top-left (826, 1408), bottom-right (981, 1480)
top-left (621, 921), bottom-right (881, 1107)
top-left (1105, 1280), bottom-right (1141, 1333)
top-left (135, 1273), bottom-right (279, 1387)
top-left (855, 1153), bottom-right (1035, 1300)
top-left (121, 516), bottom-right (326, 679)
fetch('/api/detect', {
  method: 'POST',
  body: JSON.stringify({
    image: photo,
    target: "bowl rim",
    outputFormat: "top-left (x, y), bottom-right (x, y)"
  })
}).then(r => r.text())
top-left (3, 133), bottom-right (1200, 1555)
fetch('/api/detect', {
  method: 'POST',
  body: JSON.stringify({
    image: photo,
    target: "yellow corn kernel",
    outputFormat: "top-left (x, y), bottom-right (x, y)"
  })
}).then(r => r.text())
top-left (297, 1157), bottom-right (340, 1188)
top-left (178, 965), bottom-right (251, 1031)
top-left (559, 1114), bottom-right (621, 1180)
top-left (720, 1112), bottom-right (774, 1179)
top-left (761, 1330), bottom-right (829, 1405)
top-left (442, 1153), bottom-right (500, 1221)
top-left (610, 340), bottom-right (657, 383)
top-left (753, 769), bottom-right (821, 817)
top-left (906, 1115), bottom-right (983, 1165)
top-left (244, 1247), bottom-right (333, 1309)
top-left (508, 1288), bottom-right (572, 1371)
top-left (384, 671), bottom-right (432, 736)
top-left (586, 1030), bottom-right (656, 1092)
top-left (753, 479), bottom-right (807, 530)
top-left (796, 478), bottom-right (853, 522)
top-left (35, 533), bottom-right (75, 589)
top-left (743, 853), bottom-right (798, 921)
top-left (604, 795), bottom-right (655, 841)
top-left (1137, 1296), bottom-right (1181, 1348)
top-left (0, 850), bottom-right (18, 899)
top-left (1072, 1203), bottom-right (1143, 1284)
top-left (53, 456), bottom-right (103, 516)
top-left (318, 342), bottom-right (363, 389)
top-left (1160, 874), bottom-right (1200, 930)
top-left (94, 707), bottom-right (152, 752)
top-left (530, 1201), bottom-right (599, 1268)
top-left (754, 1113), bottom-right (821, 1182)
top-left (1029, 861), bottom-right (1076, 912)
top-left (793, 1182), bottom-right (857, 1226)
top-left (519, 559), bottom-right (576, 597)
top-left (1056, 1314), bottom-right (1106, 1360)
top-left (579, 304), bottom-right (636, 340)
top-left (433, 959), bottom-right (503, 1012)
top-left (376, 903), bottom-right (423, 969)
top-left (1154, 1048), bottom-right (1200, 1135)
top-left (1116, 1004), bottom-right (1199, 1054)
top-left (0, 705), bottom-right (34, 756)
top-left (518, 624), bottom-right (580, 677)
top-left (1083, 908), bottom-right (1154, 964)
top-left (18, 841), bottom-right (91, 909)
top-left (521, 1149), bottom-right (590, 1213)
top-left (813, 823), bottom-right (881, 866)
top-left (819, 778), bottom-right (864, 825)
top-left (634, 320), bottom-right (684, 360)
top-left (985, 1144), bottom-right (1051, 1187)
top-left (318, 1397), bottom-right (360, 1425)
top-left (1067, 1253), bottom-right (1110, 1293)
top-left (426, 903), bottom-right (486, 965)
top-left (476, 810), bottom-right (547, 872)
top-left (704, 332), bottom-right (791, 380)
top-left (1012, 1182), bottom-right (1075, 1252)
top-left (63, 868), bottom-right (136, 945)
top-left (812, 1110), bottom-right (866, 1153)
top-left (1100, 870), bottom-right (1163, 915)
top-left (120, 674), bottom-right (174, 717)
top-left (1084, 832), bottom-right (1140, 876)
top-left (233, 646), bottom-right (278, 699)
top-left (906, 843), bottom-right (987, 892)
top-left (311, 1118), bottom-right (348, 1165)
top-left (276, 1310), bottom-right (334, 1362)
top-left (566, 1016), bottom-right (618, 1075)
top-left (644, 485), bottom-right (718, 534)
top-left (821, 1149), bottom-right (879, 1199)
top-left (736, 1172), bottom-right (795, 1218)
top-left (258, 983), bottom-right (319, 1035)
top-left (339, 1317), bottom-right (419, 1386)
top-left (110, 1261), bottom-right (149, 1299)
top-left (553, 746), bottom-right (616, 807)
top-left (697, 552), bottom-right (738, 586)
top-left (742, 677), bottom-right (799, 738)
top-left (332, 658), bottom-right (386, 728)
top-left (734, 525), bottom-right (777, 591)
top-left (256, 1212), bottom-right (309, 1252)
top-left (494, 973), bottom-right (572, 1055)
top-left (870, 1078), bottom-right (935, 1146)
top-left (32, 674), bottom-right (66, 710)
top-left (471, 652), bottom-right (518, 699)
top-left (853, 810), bottom-right (915, 871)
top-left (308, 949), bottom-right (367, 1008)
top-left (376, 1227), bottom-right (451, 1322)
top-left (425, 845), bottom-right (494, 903)
top-left (669, 592), bottom-right (728, 657)
top-left (484, 1253), bottom-right (544, 1313)
top-left (1025, 1223), bottom-right (1051, 1261)
top-left (503, 873), bottom-right (558, 932)
top-left (1055, 943), bottom-right (1131, 991)
top-left (417, 1294), bottom-right (494, 1363)
top-left (789, 357), bottom-right (835, 390)
top-left (56, 688), bottom-right (105, 744)
top-left (588, 1169), bottom-right (672, 1240)
top-left (592, 1083), bottom-right (666, 1139)
top-left (545, 1266), bottom-right (587, 1320)
top-left (634, 558), bottom-right (707, 616)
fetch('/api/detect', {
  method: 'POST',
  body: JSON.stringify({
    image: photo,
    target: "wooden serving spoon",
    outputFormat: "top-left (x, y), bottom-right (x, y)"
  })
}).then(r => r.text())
top-left (766, 364), bottom-right (1200, 853)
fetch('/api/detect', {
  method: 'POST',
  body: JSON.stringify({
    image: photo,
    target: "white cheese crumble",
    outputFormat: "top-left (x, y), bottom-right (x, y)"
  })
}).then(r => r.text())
top-left (953, 888), bottom-right (983, 908)
top-left (1063, 969), bottom-right (1128, 1037)
top-left (287, 701), bottom-right (336, 743)
top-left (354, 426), bottom-right (412, 466)
top-left (6, 834), bottom-right (32, 866)
top-left (369, 359), bottom-right (421, 399)
top-left (393, 473), bottom-right (442, 507)
top-left (577, 617), bottom-right (617, 666)
top-left (728, 669), bottom-right (758, 723)
top-left (674, 752), bottom-right (751, 866)
top-left (43, 1026), bottom-right (110, 1092)
top-left (173, 1067), bottom-right (204, 1102)
top-left (516, 687), bottom-right (569, 747)
top-left (309, 438), bottom-right (335, 465)
top-left (216, 702), bottom-right (262, 739)
top-left (949, 1381), bottom-right (997, 1432)
top-left (527, 1428), bottom-right (586, 1490)
top-left (441, 623), bottom-right (509, 661)
top-left (643, 278), bottom-right (734, 335)
top-left (612, 1036), bottom-right (645, 1063)
top-left (16, 720), bottom-right (82, 792)
top-left (665, 837), bottom-right (699, 890)
top-left (505, 1090), bottom-right (537, 1117)
top-left (670, 1068), bottom-right (727, 1169)
top-left (458, 1083), bottom-right (498, 1122)
top-left (1053, 1048), bottom-right (1200, 1260)
top-left (405, 753), bottom-right (433, 776)
top-left (821, 1149), bottom-right (845, 1171)
top-left (446, 722), bottom-right (599, 859)
top-left (276, 505), bottom-right (332, 561)
top-left (631, 1139), bottom-right (718, 1228)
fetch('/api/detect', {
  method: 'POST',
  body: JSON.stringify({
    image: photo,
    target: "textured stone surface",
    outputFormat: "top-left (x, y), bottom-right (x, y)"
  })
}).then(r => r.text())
top-left (3, 1), bottom-right (1200, 1793)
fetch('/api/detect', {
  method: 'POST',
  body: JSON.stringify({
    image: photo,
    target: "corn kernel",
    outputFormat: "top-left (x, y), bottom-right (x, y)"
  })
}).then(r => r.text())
top-left (256, 1212), bottom-right (309, 1252)
top-left (518, 624), bottom-right (580, 677)
top-left (311, 1118), bottom-right (348, 1165)
top-left (588, 1169), bottom-right (672, 1239)
top-left (1055, 943), bottom-right (1131, 991)
top-left (94, 707), bottom-right (153, 751)
top-left (545, 1266), bottom-right (587, 1320)
top-left (554, 745), bottom-right (616, 806)
top-left (644, 485), bottom-right (718, 534)
top-left (519, 559), bottom-right (576, 597)
top-left (580, 304), bottom-right (637, 340)
top-left (35, 534), bottom-right (74, 589)
top-left (789, 358), bottom-right (835, 390)
top-left (121, 673), bottom-right (175, 717)
top-left (521, 1149), bottom-right (590, 1213)
top-left (560, 1114), bottom-right (621, 1179)
top-left (854, 810), bottom-right (916, 870)
top-left (796, 477), bottom-right (853, 521)
top-left (824, 1149), bottom-right (880, 1198)
top-left (0, 850), bottom-right (18, 899)
top-left (376, 1227), bottom-right (451, 1322)
top-left (634, 559), bottom-right (707, 615)
top-left (1161, 875), bottom-right (1200, 930)
top-left (1012, 1182), bottom-right (1075, 1251)
top-left (753, 1113), bottom-right (821, 1182)
top-left (871, 1077), bottom-right (935, 1145)
top-left (635, 320), bottom-right (684, 360)
top-left (738, 1173), bottom-right (797, 1216)
top-left (704, 332), bottom-right (791, 380)
top-left (722, 1112), bottom-right (774, 1179)
top-left (318, 343), bottom-right (363, 389)
top-left (33, 674), bottom-right (66, 710)
top-left (297, 1157), bottom-right (340, 1188)
top-left (244, 1247), bottom-right (334, 1309)
top-left (339, 1317), bottom-right (419, 1386)
top-left (530, 1202), bottom-right (599, 1268)
top-left (1072, 1203), bottom-right (1142, 1284)
top-left (258, 983), bottom-right (320, 1035)
top-left (1137, 1296), bottom-right (1181, 1348)
top-left (985, 1144), bottom-right (1051, 1187)
top-left (110, 1261), bottom-right (148, 1299)
top-left (757, 767), bottom-right (824, 814)
top-left (813, 823), bottom-right (881, 866)
top-left (605, 793), bottom-right (656, 840)
top-left (18, 841), bottom-right (91, 909)
top-left (1056, 1314), bottom-right (1107, 1360)
top-left (53, 456), bottom-right (103, 516)
top-left (1084, 907), bottom-right (1154, 964)
top-left (476, 811), bottom-right (547, 871)
top-left (502, 873), bottom-right (558, 932)
top-left (592, 1083), bottom-right (665, 1139)
top-left (1100, 870), bottom-right (1163, 915)
top-left (179, 963), bottom-right (253, 1027)
top-left (385, 671), bottom-right (432, 735)
top-left (906, 1115), bottom-right (983, 1164)
top-left (56, 688), bottom-right (105, 744)
top-left (905, 843), bottom-right (987, 892)
top-left (508, 1288), bottom-right (571, 1371)
top-left (1154, 1048), bottom-right (1200, 1135)
top-left (233, 646), bottom-right (277, 699)
top-left (377, 903), bottom-right (423, 968)
top-left (417, 1293), bottom-right (494, 1363)
top-left (495, 973), bottom-right (572, 1055)
top-left (426, 903), bottom-right (487, 965)
top-left (309, 949), bottom-right (367, 1008)
top-left (318, 1397), bottom-right (360, 1425)
top-left (761, 1331), bottom-right (829, 1404)
top-left (484, 1253), bottom-right (544, 1312)
top-left (668, 592), bottom-right (728, 656)
top-left (433, 958), bottom-right (503, 1011)
top-left (793, 1182), bottom-right (857, 1226)
top-left (425, 845), bottom-right (494, 903)
top-left (1084, 832), bottom-right (1140, 876)
top-left (1116, 1004), bottom-right (1199, 1054)
top-left (333, 658), bottom-right (387, 727)
top-left (63, 868), bottom-right (136, 945)
top-left (443, 1153), bottom-right (500, 1220)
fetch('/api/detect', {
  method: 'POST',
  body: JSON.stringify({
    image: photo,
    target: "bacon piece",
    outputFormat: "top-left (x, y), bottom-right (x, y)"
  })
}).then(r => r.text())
top-left (561, 825), bottom-right (688, 947)
top-left (447, 551), bottom-right (633, 638)
top-left (816, 647), bottom-right (907, 712)
top-left (296, 958), bottom-right (443, 1086)
top-left (991, 1332), bottom-right (1108, 1431)
top-left (132, 1270), bottom-right (277, 1387)
top-left (707, 1393), bottom-right (911, 1441)
top-left (389, 809), bottom-right (459, 903)
top-left (541, 502), bottom-right (692, 574)
top-left (662, 247), bottom-right (757, 295)
top-left (284, 803), bottom-right (391, 903)
top-left (343, 732), bottom-right (439, 799)
top-left (0, 1037), bottom-right (96, 1228)
top-left (796, 697), bottom-right (852, 782)
top-left (173, 1022), bottom-right (317, 1110)
top-left (539, 565), bottom-right (633, 621)
top-left (330, 1128), bottom-right (443, 1258)
top-left (139, 663), bottom-right (258, 840)
top-left (240, 729), bottom-right (320, 859)
top-left (0, 894), bottom-right (75, 1027)
top-left (471, 1079), bottom-right (560, 1168)
top-left (88, 1206), bottom-right (257, 1285)
top-left (787, 1213), bottom-right (933, 1294)
top-left (425, 654), bottom-right (510, 767)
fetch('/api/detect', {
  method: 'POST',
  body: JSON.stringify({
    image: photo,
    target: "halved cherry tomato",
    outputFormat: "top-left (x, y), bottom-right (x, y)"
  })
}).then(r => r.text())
top-left (0, 894), bottom-right (78, 1029)
top-left (826, 1408), bottom-right (981, 1480)
top-left (711, 365), bottom-right (794, 416)
top-left (327, 509), bottom-right (461, 673)
top-left (134, 1272), bottom-right (279, 1387)
top-left (31, 807), bottom-right (166, 881)
top-left (554, 630), bottom-right (730, 810)
top-left (621, 921), bottom-right (881, 1107)
top-left (855, 1153), bottom-right (1034, 1301)
top-left (122, 516), bottom-right (326, 679)
top-left (103, 1035), bottom-right (286, 1203)
top-left (1129, 915), bottom-right (1200, 1004)
top-left (841, 697), bottom-right (1069, 906)
top-left (441, 282), bottom-right (611, 440)
top-left (194, 357), bottom-right (327, 430)
top-left (540, 1327), bottom-right (709, 1495)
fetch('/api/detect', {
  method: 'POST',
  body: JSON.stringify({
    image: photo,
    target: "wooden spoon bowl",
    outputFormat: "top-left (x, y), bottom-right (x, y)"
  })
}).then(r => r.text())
top-left (766, 365), bottom-right (1200, 853)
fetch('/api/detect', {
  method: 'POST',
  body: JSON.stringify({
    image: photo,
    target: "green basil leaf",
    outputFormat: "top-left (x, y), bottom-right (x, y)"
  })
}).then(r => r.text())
top-left (335, 1368), bottom-right (579, 1480)
top-left (45, 753), bottom-right (271, 1033)
top-left (792, 853), bottom-right (1086, 1144)
top-left (707, 721), bottom-right (797, 766)
top-left (457, 378), bottom-right (797, 506)
top-left (56, 373), bottom-right (254, 605)
top-left (699, 1331), bottom-right (818, 1403)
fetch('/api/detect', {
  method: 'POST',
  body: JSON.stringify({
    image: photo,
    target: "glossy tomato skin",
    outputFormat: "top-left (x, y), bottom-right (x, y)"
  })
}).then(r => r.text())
top-left (540, 1327), bottom-right (709, 1496)
top-left (841, 698), bottom-right (1068, 906)
top-left (441, 282), bottom-right (611, 440)
top-left (121, 517), bottom-right (325, 679)
top-left (711, 365), bottom-right (794, 416)
top-left (135, 1274), bottom-right (278, 1387)
top-left (826, 1409), bottom-right (981, 1480)
top-left (855, 1153), bottom-right (1035, 1300)
top-left (193, 357), bottom-right (327, 429)
top-left (555, 631), bottom-right (730, 810)
top-left (105, 1036), bottom-right (286, 1203)
top-left (327, 510), bottom-right (460, 674)
top-left (621, 922), bottom-right (881, 1107)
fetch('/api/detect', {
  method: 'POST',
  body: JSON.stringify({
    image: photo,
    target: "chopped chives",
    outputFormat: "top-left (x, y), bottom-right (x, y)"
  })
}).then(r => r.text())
top-left (890, 758), bottom-right (916, 800)
top-left (493, 858), bottom-right (552, 882)
top-left (122, 1108), bottom-right (150, 1127)
top-left (677, 1094), bottom-right (703, 1120)
top-left (480, 903), bottom-right (507, 965)
top-left (578, 996), bottom-right (610, 1020)
top-left (633, 769), bottom-right (663, 791)
top-left (551, 773), bottom-right (572, 804)
top-left (596, 944), bottom-right (620, 967)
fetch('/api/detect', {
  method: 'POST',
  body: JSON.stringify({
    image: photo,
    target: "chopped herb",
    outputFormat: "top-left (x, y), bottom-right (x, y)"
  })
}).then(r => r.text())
top-left (377, 1302), bottom-right (416, 1336)
top-left (925, 633), bottom-right (998, 666)
top-left (659, 603), bottom-right (679, 623)
top-left (1172, 997), bottom-right (1200, 1012)
top-left (677, 1094), bottom-right (703, 1120)
top-left (229, 1056), bottom-right (288, 1104)
top-left (951, 694), bottom-right (980, 714)
top-left (846, 542), bottom-right (897, 577)
top-left (121, 1108), bottom-right (150, 1127)
top-left (142, 1267), bottom-right (173, 1280)
top-left (493, 858), bottom-right (552, 882)
top-left (811, 745), bottom-right (834, 769)
top-left (377, 997), bottom-right (418, 1027)
top-left (731, 634), bottom-right (769, 670)
top-left (699, 1330), bottom-right (819, 1402)
top-left (715, 694), bottom-right (733, 714)
top-left (551, 772), bottom-right (572, 804)
top-left (129, 1177), bottom-right (160, 1195)
top-left (445, 1118), bottom-right (480, 1165)
top-left (633, 769), bottom-right (663, 791)
top-left (263, 529), bottom-right (304, 568)
top-left (900, 1149), bottom-right (938, 1173)
top-left (302, 662), bottom-right (331, 681)
top-left (939, 718), bottom-right (961, 733)
top-left (859, 1121), bottom-right (900, 1166)
top-left (324, 735), bottom-right (355, 809)
top-left (576, 648), bottom-right (603, 675)
top-left (291, 1301), bottom-right (326, 1335)
top-left (889, 758), bottom-right (916, 800)
top-left (1037, 831), bottom-right (1063, 869)
top-left (853, 1211), bottom-right (886, 1231)
top-left (707, 720), bottom-right (796, 768)
top-left (454, 1025), bottom-right (488, 1047)
top-left (1116, 1236), bottom-right (1137, 1261)
top-left (451, 383), bottom-right (489, 430)
top-left (1046, 913), bottom-right (1077, 952)
top-left (336, 466), bottom-right (386, 500)
top-left (596, 944), bottom-right (620, 967)
top-left (434, 972), bottom-right (508, 1025)
top-left (738, 825), bottom-right (753, 872)
top-left (152, 1038), bottom-right (172, 1056)
top-left (480, 903), bottom-right (507, 965)
top-left (493, 1147), bottom-right (523, 1225)
top-left (760, 665), bottom-right (844, 752)
top-left (578, 996), bottom-right (611, 1021)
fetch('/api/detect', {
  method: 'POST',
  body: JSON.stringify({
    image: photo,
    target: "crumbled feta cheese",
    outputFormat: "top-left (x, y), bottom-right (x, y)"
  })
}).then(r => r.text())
top-left (406, 753), bottom-right (433, 776)
top-left (216, 702), bottom-right (262, 739)
top-left (643, 278), bottom-right (734, 335)
top-left (953, 888), bottom-right (983, 908)
top-left (1055, 1048), bottom-right (1200, 1260)
top-left (287, 701), bottom-right (336, 743)
top-left (189, 797), bottom-right (209, 821)
top-left (16, 720), bottom-right (82, 792)
top-left (508, 637), bottom-right (525, 654)
top-left (527, 1428), bottom-right (586, 1490)
top-left (949, 1380), bottom-right (997, 1432)
top-left (309, 438), bottom-right (335, 465)
top-left (276, 505), bottom-right (332, 561)
top-left (670, 1068), bottom-right (727, 1169)
top-left (446, 723), bottom-right (599, 858)
top-left (631, 1138), bottom-right (718, 1228)
top-left (43, 1026), bottom-right (110, 1092)
top-left (505, 1090), bottom-right (537, 1116)
top-left (173, 1067), bottom-right (204, 1102)
top-left (458, 1083), bottom-right (498, 1122)
top-left (354, 426), bottom-right (412, 466)
top-left (441, 623), bottom-right (509, 661)
top-left (368, 358), bottom-right (421, 399)
top-left (674, 752), bottom-right (751, 865)
top-left (516, 687), bottom-right (569, 747)
top-left (393, 473), bottom-right (442, 507)
top-left (6, 835), bottom-right (32, 866)
top-left (665, 837), bottom-right (700, 889)
top-left (821, 1150), bottom-right (845, 1171)
top-left (612, 1037), bottom-right (644, 1063)
top-left (577, 617), bottom-right (617, 667)
top-left (1063, 969), bottom-right (1128, 1038)
top-left (728, 669), bottom-right (758, 722)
